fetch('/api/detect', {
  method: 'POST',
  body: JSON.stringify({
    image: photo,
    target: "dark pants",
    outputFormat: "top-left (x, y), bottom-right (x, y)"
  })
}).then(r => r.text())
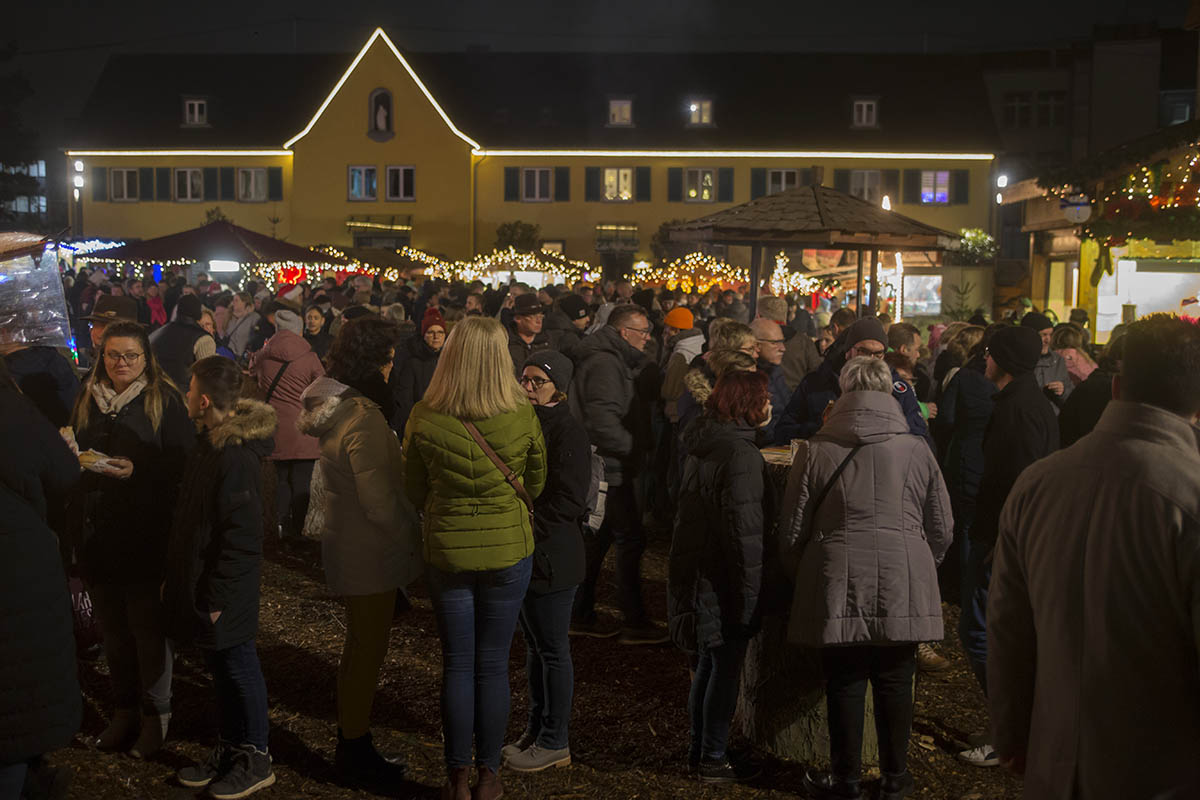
top-left (573, 481), bottom-right (646, 626)
top-left (274, 459), bottom-right (314, 540)
top-left (0, 762), bottom-right (26, 800)
top-left (823, 644), bottom-right (917, 782)
top-left (427, 557), bottom-right (532, 770)
top-left (91, 581), bottom-right (173, 715)
top-left (959, 536), bottom-right (991, 694)
top-left (204, 640), bottom-right (270, 751)
top-left (688, 636), bottom-right (749, 762)
top-left (519, 586), bottom-right (577, 750)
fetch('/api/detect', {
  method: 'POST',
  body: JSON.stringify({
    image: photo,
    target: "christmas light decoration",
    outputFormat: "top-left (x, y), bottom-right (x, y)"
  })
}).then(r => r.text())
top-left (634, 250), bottom-right (827, 294)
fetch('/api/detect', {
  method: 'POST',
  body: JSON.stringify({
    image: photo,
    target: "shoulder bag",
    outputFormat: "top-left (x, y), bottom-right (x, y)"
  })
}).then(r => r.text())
top-left (461, 420), bottom-right (535, 528)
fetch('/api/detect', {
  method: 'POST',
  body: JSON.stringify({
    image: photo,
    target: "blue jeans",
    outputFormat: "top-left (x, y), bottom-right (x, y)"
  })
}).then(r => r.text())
top-left (204, 640), bottom-right (270, 751)
top-left (427, 557), bottom-right (532, 770)
top-left (0, 761), bottom-right (26, 800)
top-left (574, 482), bottom-right (647, 626)
top-left (958, 537), bottom-right (991, 694)
top-left (688, 636), bottom-right (749, 762)
top-left (519, 586), bottom-right (577, 750)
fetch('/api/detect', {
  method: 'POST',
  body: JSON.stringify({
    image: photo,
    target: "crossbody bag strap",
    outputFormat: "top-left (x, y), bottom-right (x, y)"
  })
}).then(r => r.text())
top-left (461, 420), bottom-right (535, 515)
top-left (809, 444), bottom-right (863, 520)
top-left (263, 360), bottom-right (290, 403)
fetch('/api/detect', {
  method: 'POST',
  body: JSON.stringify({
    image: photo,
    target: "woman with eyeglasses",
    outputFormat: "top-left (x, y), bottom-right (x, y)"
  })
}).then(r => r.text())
top-left (502, 351), bottom-right (589, 774)
top-left (69, 320), bottom-right (195, 759)
top-left (392, 307), bottom-right (446, 435)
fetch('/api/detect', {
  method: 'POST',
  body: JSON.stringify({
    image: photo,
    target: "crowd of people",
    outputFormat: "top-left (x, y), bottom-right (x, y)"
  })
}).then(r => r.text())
top-left (2, 260), bottom-right (1198, 800)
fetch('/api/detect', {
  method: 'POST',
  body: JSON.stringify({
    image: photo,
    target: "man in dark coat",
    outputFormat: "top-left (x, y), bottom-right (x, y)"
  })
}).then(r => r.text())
top-left (2, 344), bottom-right (81, 428)
top-left (150, 294), bottom-right (216, 390)
top-left (391, 309), bottom-right (444, 435)
top-left (1058, 332), bottom-right (1125, 448)
top-left (568, 304), bottom-right (663, 645)
top-left (542, 294), bottom-right (590, 359)
top-left (957, 325), bottom-right (1058, 769)
top-left (1021, 312), bottom-right (1072, 413)
top-left (750, 318), bottom-right (790, 445)
top-left (507, 294), bottom-right (554, 374)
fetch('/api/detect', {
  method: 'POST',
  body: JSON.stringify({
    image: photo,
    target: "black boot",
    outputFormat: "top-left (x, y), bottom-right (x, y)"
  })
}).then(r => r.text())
top-left (802, 769), bottom-right (862, 800)
top-left (335, 730), bottom-right (408, 786)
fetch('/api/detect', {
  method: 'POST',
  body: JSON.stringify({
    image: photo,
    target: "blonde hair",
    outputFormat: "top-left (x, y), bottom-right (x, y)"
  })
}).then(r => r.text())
top-left (709, 320), bottom-right (755, 352)
top-left (422, 316), bottom-right (527, 419)
top-left (72, 320), bottom-right (178, 434)
top-left (947, 325), bottom-right (985, 363)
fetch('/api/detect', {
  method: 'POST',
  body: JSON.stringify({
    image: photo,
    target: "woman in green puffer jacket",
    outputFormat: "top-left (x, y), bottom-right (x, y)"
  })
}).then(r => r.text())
top-left (402, 315), bottom-right (546, 800)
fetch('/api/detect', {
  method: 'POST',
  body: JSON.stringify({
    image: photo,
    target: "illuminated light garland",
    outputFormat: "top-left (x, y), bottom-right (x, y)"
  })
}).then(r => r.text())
top-left (634, 251), bottom-right (828, 295)
top-left (60, 239), bottom-right (125, 254)
top-left (473, 149), bottom-right (994, 161)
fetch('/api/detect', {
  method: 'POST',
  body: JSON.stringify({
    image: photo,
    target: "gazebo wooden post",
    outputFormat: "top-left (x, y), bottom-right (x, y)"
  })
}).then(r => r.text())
top-left (748, 244), bottom-right (763, 319)
top-left (855, 249), bottom-right (865, 317)
top-left (868, 248), bottom-right (879, 317)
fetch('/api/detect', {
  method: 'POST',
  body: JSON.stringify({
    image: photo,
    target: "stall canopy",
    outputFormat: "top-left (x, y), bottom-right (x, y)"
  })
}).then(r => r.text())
top-left (93, 221), bottom-right (346, 268)
top-left (0, 232), bottom-right (53, 262)
top-left (669, 184), bottom-right (960, 318)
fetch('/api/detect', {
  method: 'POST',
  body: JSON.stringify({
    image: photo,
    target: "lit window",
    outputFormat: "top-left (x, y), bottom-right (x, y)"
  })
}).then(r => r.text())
top-left (767, 169), bottom-right (798, 195)
top-left (685, 168), bottom-right (715, 202)
top-left (522, 168), bottom-right (551, 201)
top-left (849, 170), bottom-right (881, 204)
top-left (603, 167), bottom-right (633, 201)
top-left (13, 196), bottom-right (28, 213)
top-left (920, 170), bottom-right (950, 204)
top-left (184, 99), bottom-right (207, 126)
top-left (369, 89), bottom-right (393, 134)
top-left (348, 166), bottom-right (377, 201)
top-left (111, 168), bottom-right (139, 201)
top-left (175, 168), bottom-right (203, 201)
top-left (608, 99), bottom-right (633, 127)
top-left (386, 166), bottom-right (415, 201)
top-left (1003, 92), bottom-right (1031, 127)
top-left (238, 168), bottom-right (268, 202)
top-left (36, 196), bottom-right (47, 214)
top-left (852, 99), bottom-right (877, 128)
top-left (688, 99), bottom-right (713, 126)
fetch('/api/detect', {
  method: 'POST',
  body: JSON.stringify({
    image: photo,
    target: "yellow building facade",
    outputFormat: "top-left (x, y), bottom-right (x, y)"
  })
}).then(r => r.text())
top-left (68, 29), bottom-right (995, 269)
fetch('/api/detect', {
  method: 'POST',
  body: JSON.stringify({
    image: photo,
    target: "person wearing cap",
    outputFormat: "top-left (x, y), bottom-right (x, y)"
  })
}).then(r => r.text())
top-left (956, 324), bottom-right (1058, 769)
top-left (85, 294), bottom-right (142, 361)
top-left (391, 308), bottom-right (445, 436)
top-left (542, 294), bottom-right (591, 358)
top-left (502, 350), bottom-right (589, 774)
top-left (150, 294), bottom-right (217, 391)
top-left (776, 317), bottom-right (930, 444)
top-left (1020, 312), bottom-right (1072, 412)
top-left (659, 307), bottom-right (705, 426)
top-left (506, 293), bottom-right (554, 375)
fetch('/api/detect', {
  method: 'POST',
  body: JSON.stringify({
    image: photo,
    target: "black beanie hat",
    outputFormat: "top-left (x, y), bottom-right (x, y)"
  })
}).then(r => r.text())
top-left (988, 326), bottom-right (1041, 376)
top-left (176, 294), bottom-right (203, 322)
top-left (843, 317), bottom-right (887, 349)
top-left (1020, 312), bottom-right (1053, 333)
top-left (523, 349), bottom-right (574, 392)
top-left (558, 294), bottom-right (589, 321)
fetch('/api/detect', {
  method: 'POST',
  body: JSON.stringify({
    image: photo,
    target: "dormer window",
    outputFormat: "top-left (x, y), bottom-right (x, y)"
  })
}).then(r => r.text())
top-left (368, 88), bottom-right (394, 141)
top-left (688, 99), bottom-right (713, 126)
top-left (608, 99), bottom-right (633, 127)
top-left (183, 98), bottom-right (207, 127)
top-left (851, 98), bottom-right (878, 128)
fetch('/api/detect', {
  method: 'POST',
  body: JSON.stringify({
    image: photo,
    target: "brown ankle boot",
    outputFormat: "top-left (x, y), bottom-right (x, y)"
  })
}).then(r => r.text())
top-left (441, 766), bottom-right (470, 800)
top-left (472, 765), bottom-right (503, 800)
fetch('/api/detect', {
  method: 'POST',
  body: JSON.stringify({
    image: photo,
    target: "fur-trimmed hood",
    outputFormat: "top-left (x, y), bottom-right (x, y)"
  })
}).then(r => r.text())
top-left (296, 376), bottom-right (363, 438)
top-left (208, 399), bottom-right (278, 451)
top-left (684, 366), bottom-right (714, 406)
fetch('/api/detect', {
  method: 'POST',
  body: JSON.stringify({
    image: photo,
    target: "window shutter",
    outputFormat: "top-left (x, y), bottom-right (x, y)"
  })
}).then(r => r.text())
top-left (798, 167), bottom-right (815, 186)
top-left (951, 169), bottom-right (969, 204)
top-left (833, 169), bottom-right (851, 195)
top-left (219, 167), bottom-right (235, 201)
top-left (504, 167), bottom-right (519, 201)
top-left (750, 168), bottom-right (766, 199)
top-left (902, 169), bottom-right (922, 204)
top-left (667, 167), bottom-right (683, 202)
top-left (405, 168), bottom-right (415, 200)
top-left (138, 168), bottom-right (153, 201)
top-left (584, 167), bottom-right (601, 202)
top-left (155, 167), bottom-right (171, 201)
top-left (202, 167), bottom-right (218, 201)
top-left (882, 169), bottom-right (900, 203)
top-left (267, 167), bottom-right (283, 201)
top-left (717, 167), bottom-right (734, 202)
top-left (91, 167), bottom-right (107, 201)
top-left (635, 166), bottom-right (651, 202)
top-left (554, 166), bottom-right (570, 201)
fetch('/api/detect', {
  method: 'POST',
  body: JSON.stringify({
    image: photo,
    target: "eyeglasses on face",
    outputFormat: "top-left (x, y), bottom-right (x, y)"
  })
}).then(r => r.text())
top-left (519, 375), bottom-right (551, 389)
top-left (849, 345), bottom-right (885, 359)
top-left (104, 351), bottom-right (144, 364)
top-left (424, 329), bottom-right (446, 338)
top-left (623, 325), bottom-right (652, 338)
top-left (757, 338), bottom-right (786, 346)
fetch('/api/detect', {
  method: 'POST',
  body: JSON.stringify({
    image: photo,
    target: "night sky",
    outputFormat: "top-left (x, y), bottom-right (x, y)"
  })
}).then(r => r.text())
top-left (6, 0), bottom-right (1188, 147)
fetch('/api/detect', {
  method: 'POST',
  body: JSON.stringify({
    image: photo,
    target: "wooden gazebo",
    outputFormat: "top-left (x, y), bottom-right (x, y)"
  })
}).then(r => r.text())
top-left (670, 184), bottom-right (961, 318)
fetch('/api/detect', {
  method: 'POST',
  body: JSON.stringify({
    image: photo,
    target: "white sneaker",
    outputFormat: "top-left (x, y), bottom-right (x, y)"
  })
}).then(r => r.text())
top-left (957, 743), bottom-right (1000, 767)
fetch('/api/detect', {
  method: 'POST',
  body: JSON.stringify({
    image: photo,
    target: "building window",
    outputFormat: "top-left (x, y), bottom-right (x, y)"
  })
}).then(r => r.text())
top-left (522, 167), bottom-right (552, 202)
top-left (685, 168), bottom-right (715, 202)
top-left (26, 160), bottom-right (45, 178)
top-left (920, 170), bottom-right (950, 204)
top-left (111, 168), bottom-right (139, 201)
top-left (348, 166), bottom-right (377, 201)
top-left (849, 170), bottom-right (881, 204)
top-left (767, 169), bottom-right (798, 195)
top-left (175, 168), bottom-right (203, 201)
top-left (8, 196), bottom-right (45, 214)
top-left (852, 99), bottom-right (878, 128)
top-left (1036, 90), bottom-right (1066, 127)
top-left (1003, 92), bottom-right (1032, 127)
top-left (238, 168), bottom-right (268, 202)
top-left (183, 98), bottom-right (207, 126)
top-left (608, 99), bottom-right (633, 127)
top-left (688, 99), bottom-right (713, 126)
top-left (386, 166), bottom-right (415, 201)
top-left (603, 167), bottom-right (634, 201)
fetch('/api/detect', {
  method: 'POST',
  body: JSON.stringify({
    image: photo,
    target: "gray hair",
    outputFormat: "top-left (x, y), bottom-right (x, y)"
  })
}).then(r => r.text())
top-left (839, 355), bottom-right (893, 394)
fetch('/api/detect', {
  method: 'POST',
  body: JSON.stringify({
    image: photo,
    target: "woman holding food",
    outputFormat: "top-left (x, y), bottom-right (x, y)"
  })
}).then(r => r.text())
top-left (70, 320), bottom-right (195, 759)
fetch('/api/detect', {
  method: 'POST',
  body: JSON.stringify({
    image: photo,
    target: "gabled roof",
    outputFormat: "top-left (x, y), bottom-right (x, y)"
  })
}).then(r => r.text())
top-left (74, 33), bottom-right (999, 153)
top-left (91, 221), bottom-right (347, 265)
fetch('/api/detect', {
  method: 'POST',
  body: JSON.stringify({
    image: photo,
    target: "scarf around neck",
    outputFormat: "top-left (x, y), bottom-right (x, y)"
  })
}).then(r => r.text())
top-left (91, 375), bottom-right (148, 416)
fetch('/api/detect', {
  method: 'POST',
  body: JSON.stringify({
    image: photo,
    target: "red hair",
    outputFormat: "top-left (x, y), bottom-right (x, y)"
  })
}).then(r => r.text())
top-left (705, 370), bottom-right (770, 426)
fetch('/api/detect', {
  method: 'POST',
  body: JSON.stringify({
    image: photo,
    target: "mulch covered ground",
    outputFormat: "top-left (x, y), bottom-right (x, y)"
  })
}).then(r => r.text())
top-left (56, 531), bottom-right (1022, 799)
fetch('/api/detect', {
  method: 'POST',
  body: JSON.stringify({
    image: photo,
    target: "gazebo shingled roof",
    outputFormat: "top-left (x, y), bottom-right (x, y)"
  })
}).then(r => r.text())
top-left (94, 221), bottom-right (346, 266)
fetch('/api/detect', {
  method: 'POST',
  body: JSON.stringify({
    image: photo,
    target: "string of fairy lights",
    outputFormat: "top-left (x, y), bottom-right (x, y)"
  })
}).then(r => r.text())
top-left (633, 251), bottom-right (829, 295)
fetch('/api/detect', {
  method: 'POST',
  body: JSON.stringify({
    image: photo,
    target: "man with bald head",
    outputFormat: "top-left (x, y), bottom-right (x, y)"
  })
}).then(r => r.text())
top-left (752, 317), bottom-right (790, 444)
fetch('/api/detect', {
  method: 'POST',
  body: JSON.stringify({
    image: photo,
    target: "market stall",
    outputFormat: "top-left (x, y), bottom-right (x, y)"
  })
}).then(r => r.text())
top-left (0, 233), bottom-right (74, 356)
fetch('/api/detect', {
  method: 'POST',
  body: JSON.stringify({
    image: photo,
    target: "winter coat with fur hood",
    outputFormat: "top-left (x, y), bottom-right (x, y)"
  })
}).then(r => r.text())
top-left (298, 376), bottom-right (421, 596)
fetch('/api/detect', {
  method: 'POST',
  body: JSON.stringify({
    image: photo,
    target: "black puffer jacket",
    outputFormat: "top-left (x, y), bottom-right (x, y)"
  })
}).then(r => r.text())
top-left (75, 386), bottom-right (195, 584)
top-left (933, 355), bottom-right (995, 502)
top-left (507, 324), bottom-right (554, 375)
top-left (3, 346), bottom-right (81, 428)
top-left (669, 416), bottom-right (771, 653)
top-left (391, 336), bottom-right (440, 435)
top-left (569, 326), bottom-right (656, 487)
top-left (165, 400), bottom-right (276, 650)
top-left (543, 309), bottom-right (584, 358)
top-left (1058, 368), bottom-right (1113, 448)
top-left (530, 403), bottom-right (589, 594)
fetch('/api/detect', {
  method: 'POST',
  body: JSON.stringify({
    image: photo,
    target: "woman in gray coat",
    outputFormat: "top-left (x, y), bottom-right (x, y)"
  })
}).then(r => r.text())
top-left (779, 356), bottom-right (953, 800)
